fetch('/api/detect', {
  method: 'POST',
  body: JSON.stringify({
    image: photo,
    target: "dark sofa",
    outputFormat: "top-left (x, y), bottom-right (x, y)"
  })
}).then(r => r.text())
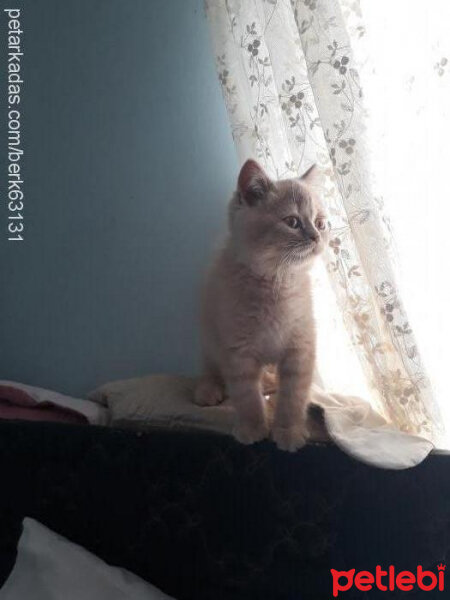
top-left (0, 420), bottom-right (449, 599)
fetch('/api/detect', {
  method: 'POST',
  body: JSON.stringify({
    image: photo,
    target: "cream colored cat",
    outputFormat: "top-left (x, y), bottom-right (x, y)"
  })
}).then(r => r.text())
top-left (194, 160), bottom-right (328, 451)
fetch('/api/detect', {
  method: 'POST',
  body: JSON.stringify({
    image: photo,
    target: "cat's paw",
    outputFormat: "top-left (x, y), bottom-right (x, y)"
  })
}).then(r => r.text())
top-left (233, 419), bottom-right (269, 445)
top-left (272, 425), bottom-right (308, 452)
top-left (193, 379), bottom-right (224, 406)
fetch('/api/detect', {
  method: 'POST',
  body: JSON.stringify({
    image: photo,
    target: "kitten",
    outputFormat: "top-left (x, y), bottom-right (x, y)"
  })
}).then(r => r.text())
top-left (194, 159), bottom-right (328, 451)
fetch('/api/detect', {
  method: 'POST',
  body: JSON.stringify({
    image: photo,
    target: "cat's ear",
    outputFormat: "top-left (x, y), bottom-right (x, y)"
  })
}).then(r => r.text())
top-left (300, 163), bottom-right (319, 186)
top-left (238, 159), bottom-right (273, 206)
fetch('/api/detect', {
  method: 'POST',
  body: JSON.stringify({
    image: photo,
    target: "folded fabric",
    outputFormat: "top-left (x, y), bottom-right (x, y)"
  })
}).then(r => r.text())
top-left (90, 374), bottom-right (433, 469)
top-left (309, 386), bottom-right (433, 469)
top-left (0, 518), bottom-right (174, 600)
top-left (0, 381), bottom-right (108, 426)
top-left (89, 374), bottom-right (237, 434)
top-left (89, 374), bottom-right (327, 441)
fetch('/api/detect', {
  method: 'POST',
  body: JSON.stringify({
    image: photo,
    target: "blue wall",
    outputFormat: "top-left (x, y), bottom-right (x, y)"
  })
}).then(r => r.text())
top-left (0, 0), bottom-right (238, 396)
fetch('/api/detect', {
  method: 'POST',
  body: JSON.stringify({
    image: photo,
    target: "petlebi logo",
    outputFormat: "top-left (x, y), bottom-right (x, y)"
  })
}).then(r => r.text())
top-left (330, 564), bottom-right (446, 597)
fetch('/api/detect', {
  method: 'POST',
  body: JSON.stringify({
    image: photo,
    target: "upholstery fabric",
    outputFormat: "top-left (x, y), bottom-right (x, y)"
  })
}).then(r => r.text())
top-left (0, 421), bottom-right (449, 599)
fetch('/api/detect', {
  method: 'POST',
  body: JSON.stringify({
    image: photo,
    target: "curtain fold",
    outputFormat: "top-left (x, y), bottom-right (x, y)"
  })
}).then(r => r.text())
top-left (205, 0), bottom-right (443, 445)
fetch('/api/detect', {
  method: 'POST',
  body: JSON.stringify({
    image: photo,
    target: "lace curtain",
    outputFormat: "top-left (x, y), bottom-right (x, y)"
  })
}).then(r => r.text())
top-left (204, 0), bottom-right (443, 443)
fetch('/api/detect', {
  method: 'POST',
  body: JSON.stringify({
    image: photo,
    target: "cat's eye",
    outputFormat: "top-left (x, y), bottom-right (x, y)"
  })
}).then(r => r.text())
top-left (284, 216), bottom-right (301, 229)
top-left (315, 217), bottom-right (327, 231)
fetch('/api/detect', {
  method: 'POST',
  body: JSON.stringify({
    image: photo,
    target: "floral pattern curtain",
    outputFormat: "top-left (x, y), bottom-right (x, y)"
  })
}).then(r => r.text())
top-left (204, 0), bottom-right (443, 442)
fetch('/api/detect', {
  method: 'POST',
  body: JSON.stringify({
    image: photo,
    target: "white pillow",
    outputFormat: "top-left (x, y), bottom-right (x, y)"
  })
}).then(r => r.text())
top-left (88, 375), bottom-right (330, 443)
top-left (0, 518), bottom-right (175, 600)
top-left (89, 374), bottom-right (236, 435)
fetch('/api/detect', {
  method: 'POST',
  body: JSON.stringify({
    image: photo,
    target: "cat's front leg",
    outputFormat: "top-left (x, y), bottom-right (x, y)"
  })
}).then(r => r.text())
top-left (194, 358), bottom-right (225, 406)
top-left (272, 344), bottom-right (314, 452)
top-left (226, 355), bottom-right (269, 445)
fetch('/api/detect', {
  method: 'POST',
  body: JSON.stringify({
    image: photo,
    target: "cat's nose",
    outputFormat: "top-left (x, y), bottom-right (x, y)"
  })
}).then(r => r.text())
top-left (309, 232), bottom-right (320, 243)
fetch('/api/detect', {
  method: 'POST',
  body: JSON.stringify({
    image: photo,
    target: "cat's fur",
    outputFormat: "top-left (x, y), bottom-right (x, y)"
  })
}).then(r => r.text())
top-left (194, 159), bottom-right (328, 451)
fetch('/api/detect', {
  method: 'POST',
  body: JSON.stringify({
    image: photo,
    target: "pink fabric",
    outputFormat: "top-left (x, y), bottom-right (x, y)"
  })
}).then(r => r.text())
top-left (0, 385), bottom-right (39, 407)
top-left (0, 385), bottom-right (88, 425)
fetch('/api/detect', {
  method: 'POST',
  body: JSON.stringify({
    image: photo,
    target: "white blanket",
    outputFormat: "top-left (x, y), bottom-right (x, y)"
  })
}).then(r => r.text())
top-left (310, 385), bottom-right (433, 469)
top-left (89, 375), bottom-right (433, 469)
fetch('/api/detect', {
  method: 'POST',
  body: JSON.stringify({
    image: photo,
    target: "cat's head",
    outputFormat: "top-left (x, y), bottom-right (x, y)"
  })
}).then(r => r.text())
top-left (228, 159), bottom-right (329, 275)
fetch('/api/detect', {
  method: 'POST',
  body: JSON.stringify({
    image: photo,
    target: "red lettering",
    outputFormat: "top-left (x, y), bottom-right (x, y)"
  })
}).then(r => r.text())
top-left (330, 564), bottom-right (445, 595)
top-left (354, 571), bottom-right (374, 591)
top-left (375, 565), bottom-right (388, 591)
top-left (330, 569), bottom-right (355, 597)
top-left (417, 566), bottom-right (437, 591)
top-left (396, 571), bottom-right (415, 591)
top-left (438, 568), bottom-right (445, 591)
top-left (389, 565), bottom-right (395, 591)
